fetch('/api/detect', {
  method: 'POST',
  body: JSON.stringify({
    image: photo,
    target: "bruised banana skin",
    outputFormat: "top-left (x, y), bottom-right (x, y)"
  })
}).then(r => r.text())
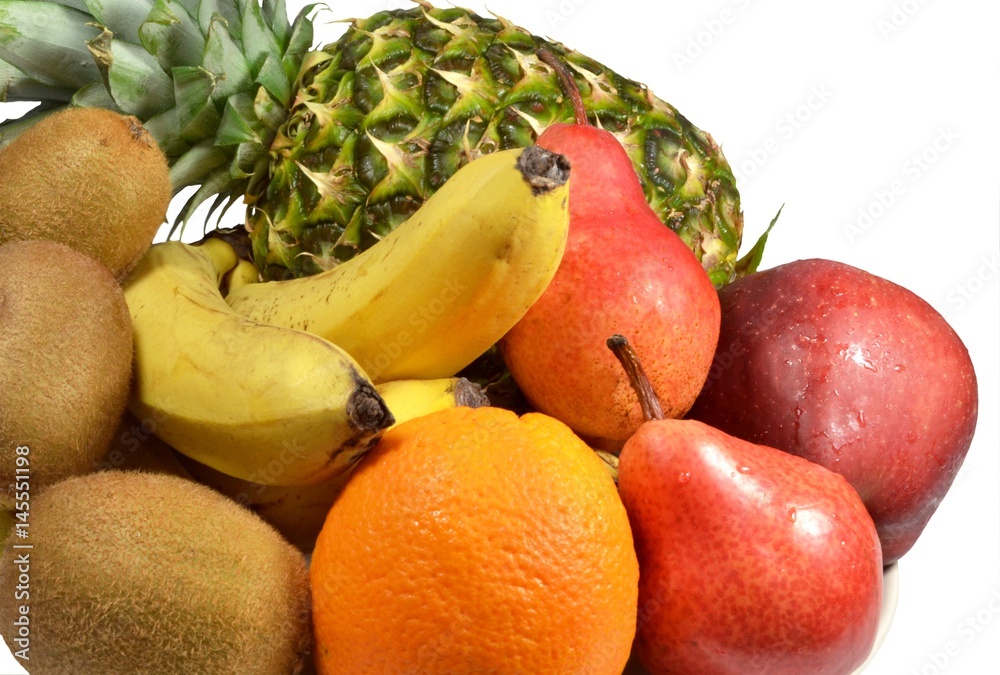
top-left (227, 147), bottom-right (571, 383)
top-left (123, 238), bottom-right (393, 486)
top-left (377, 377), bottom-right (490, 428)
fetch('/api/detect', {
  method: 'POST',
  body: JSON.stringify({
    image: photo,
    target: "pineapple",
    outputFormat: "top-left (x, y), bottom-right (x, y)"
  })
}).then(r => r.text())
top-left (0, 0), bottom-right (745, 286)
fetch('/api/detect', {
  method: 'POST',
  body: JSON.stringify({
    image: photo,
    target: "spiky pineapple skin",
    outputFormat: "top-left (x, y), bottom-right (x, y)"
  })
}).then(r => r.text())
top-left (250, 5), bottom-right (743, 285)
top-left (0, 1), bottom-right (744, 286)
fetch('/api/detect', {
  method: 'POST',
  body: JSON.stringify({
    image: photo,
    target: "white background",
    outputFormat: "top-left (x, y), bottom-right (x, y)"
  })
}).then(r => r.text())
top-left (2, 0), bottom-right (998, 673)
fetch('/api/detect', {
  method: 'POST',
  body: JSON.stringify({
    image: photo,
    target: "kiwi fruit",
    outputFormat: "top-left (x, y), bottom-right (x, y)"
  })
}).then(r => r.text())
top-left (0, 240), bottom-right (133, 509)
top-left (0, 471), bottom-right (312, 674)
top-left (0, 107), bottom-right (171, 281)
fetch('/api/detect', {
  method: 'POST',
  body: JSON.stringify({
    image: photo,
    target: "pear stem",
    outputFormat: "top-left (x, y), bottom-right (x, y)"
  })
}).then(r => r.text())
top-left (606, 335), bottom-right (665, 422)
top-left (537, 47), bottom-right (588, 126)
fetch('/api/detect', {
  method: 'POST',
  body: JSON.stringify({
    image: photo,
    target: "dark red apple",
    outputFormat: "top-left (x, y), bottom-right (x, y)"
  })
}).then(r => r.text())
top-left (688, 258), bottom-right (978, 563)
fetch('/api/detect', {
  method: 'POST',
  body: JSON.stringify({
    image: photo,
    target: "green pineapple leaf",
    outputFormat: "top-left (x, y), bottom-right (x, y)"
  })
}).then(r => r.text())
top-left (0, 1), bottom-right (101, 89)
top-left (734, 204), bottom-right (783, 278)
top-left (83, 0), bottom-right (153, 39)
top-left (139, 0), bottom-right (204, 71)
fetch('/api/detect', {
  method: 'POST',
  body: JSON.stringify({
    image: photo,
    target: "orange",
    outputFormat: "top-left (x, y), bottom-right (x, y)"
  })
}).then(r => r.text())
top-left (310, 406), bottom-right (639, 674)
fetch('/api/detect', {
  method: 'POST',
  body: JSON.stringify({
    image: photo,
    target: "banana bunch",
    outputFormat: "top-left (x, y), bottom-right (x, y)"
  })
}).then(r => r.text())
top-left (123, 238), bottom-right (394, 486)
top-left (123, 146), bottom-right (569, 492)
top-left (176, 376), bottom-right (490, 552)
top-left (226, 146), bottom-right (571, 382)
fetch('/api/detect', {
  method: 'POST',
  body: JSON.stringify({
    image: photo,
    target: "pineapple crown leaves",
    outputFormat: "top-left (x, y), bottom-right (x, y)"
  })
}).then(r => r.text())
top-left (0, 0), bottom-right (318, 235)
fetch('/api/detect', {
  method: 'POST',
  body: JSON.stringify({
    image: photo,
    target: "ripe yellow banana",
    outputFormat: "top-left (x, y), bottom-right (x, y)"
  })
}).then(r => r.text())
top-left (377, 377), bottom-right (490, 428)
top-left (175, 376), bottom-right (487, 552)
top-left (227, 146), bottom-right (571, 382)
top-left (123, 238), bottom-right (394, 486)
top-left (221, 256), bottom-right (260, 295)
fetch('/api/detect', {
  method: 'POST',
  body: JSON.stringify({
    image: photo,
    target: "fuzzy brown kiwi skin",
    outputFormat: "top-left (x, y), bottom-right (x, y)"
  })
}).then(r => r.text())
top-left (0, 471), bottom-right (313, 674)
top-left (0, 107), bottom-right (171, 281)
top-left (0, 240), bottom-right (133, 509)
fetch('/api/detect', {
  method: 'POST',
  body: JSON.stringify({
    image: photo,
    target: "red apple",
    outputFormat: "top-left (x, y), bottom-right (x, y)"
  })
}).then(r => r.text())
top-left (688, 258), bottom-right (978, 563)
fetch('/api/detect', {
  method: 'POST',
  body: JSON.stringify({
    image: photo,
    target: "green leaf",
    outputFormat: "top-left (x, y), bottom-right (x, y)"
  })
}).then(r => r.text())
top-left (203, 189), bottom-right (242, 227)
top-left (202, 13), bottom-right (252, 102)
top-left (40, 0), bottom-right (88, 11)
top-left (0, 1), bottom-right (102, 90)
top-left (87, 26), bottom-right (174, 118)
top-left (253, 77), bottom-right (287, 133)
top-left (70, 79), bottom-right (120, 109)
top-left (734, 204), bottom-right (783, 278)
top-left (139, 0), bottom-right (204, 71)
top-left (168, 139), bottom-right (228, 193)
top-left (283, 4), bottom-right (315, 81)
top-left (240, 0), bottom-right (281, 75)
top-left (0, 61), bottom-right (73, 102)
top-left (255, 51), bottom-right (290, 105)
top-left (262, 0), bottom-right (290, 49)
top-left (198, 1), bottom-right (241, 40)
top-left (171, 166), bottom-right (239, 235)
top-left (171, 65), bottom-right (222, 143)
top-left (83, 0), bottom-right (154, 43)
top-left (141, 106), bottom-right (181, 155)
top-left (232, 138), bottom-right (266, 179)
top-left (216, 92), bottom-right (261, 146)
top-left (172, 0), bottom-right (200, 22)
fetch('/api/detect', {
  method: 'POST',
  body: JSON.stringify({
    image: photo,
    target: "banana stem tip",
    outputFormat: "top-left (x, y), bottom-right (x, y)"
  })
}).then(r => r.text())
top-left (516, 146), bottom-right (570, 196)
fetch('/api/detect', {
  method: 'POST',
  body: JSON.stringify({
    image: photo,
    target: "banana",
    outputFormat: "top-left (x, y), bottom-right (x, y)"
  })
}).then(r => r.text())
top-left (227, 146), bottom-right (571, 383)
top-left (123, 238), bottom-right (394, 486)
top-left (177, 377), bottom-right (487, 552)
top-left (377, 377), bottom-right (490, 428)
top-left (221, 256), bottom-right (260, 295)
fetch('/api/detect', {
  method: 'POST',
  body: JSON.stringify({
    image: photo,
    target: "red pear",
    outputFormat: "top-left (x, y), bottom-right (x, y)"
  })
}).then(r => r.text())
top-left (500, 123), bottom-right (720, 444)
top-left (610, 336), bottom-right (883, 675)
top-left (687, 258), bottom-right (978, 563)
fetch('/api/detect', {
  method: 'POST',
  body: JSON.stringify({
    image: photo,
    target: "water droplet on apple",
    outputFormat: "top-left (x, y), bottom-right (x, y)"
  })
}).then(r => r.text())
top-left (787, 507), bottom-right (797, 522)
top-left (857, 410), bottom-right (867, 428)
top-left (738, 465), bottom-right (751, 474)
top-left (677, 471), bottom-right (691, 484)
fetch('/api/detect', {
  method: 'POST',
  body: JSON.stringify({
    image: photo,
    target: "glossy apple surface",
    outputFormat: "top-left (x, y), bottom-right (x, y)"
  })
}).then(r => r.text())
top-left (688, 258), bottom-right (978, 563)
